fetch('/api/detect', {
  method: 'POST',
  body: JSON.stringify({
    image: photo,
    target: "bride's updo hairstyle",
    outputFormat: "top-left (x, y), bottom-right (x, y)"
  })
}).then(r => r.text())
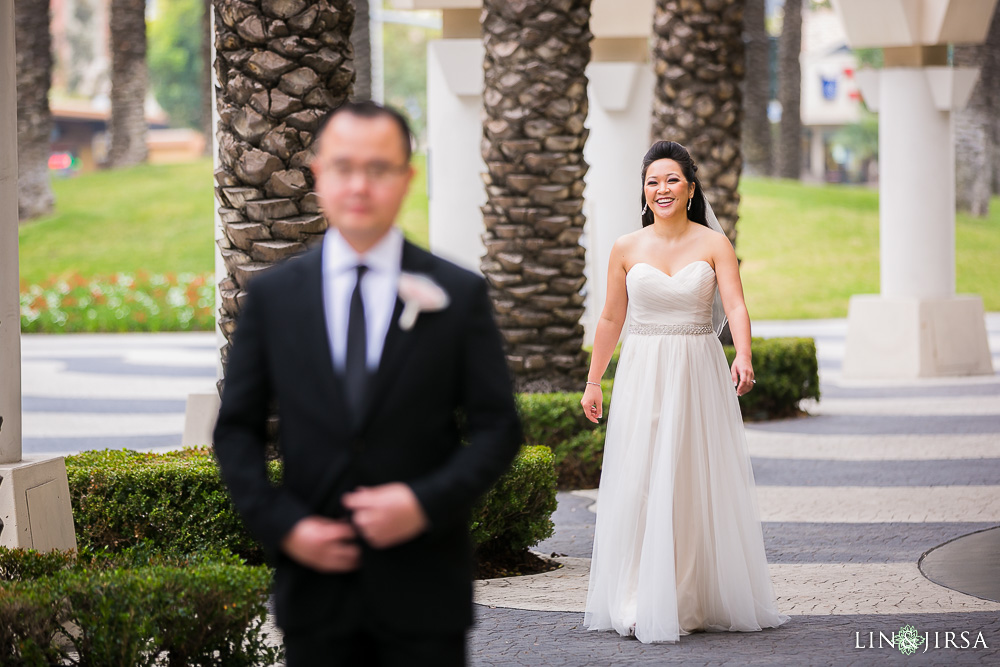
top-left (640, 141), bottom-right (708, 229)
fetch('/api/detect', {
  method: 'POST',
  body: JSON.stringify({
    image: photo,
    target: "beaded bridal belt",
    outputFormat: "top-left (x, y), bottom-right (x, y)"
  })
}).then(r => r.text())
top-left (629, 323), bottom-right (713, 336)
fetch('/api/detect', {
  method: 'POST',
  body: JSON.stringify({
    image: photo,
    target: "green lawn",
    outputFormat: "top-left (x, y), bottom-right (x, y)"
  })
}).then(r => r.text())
top-left (17, 155), bottom-right (430, 284)
top-left (18, 160), bottom-right (217, 285)
top-left (17, 161), bottom-right (1000, 319)
top-left (738, 178), bottom-right (1000, 318)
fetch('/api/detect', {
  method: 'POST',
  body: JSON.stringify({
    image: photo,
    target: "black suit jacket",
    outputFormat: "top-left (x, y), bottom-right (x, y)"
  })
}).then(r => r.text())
top-left (213, 239), bottom-right (522, 635)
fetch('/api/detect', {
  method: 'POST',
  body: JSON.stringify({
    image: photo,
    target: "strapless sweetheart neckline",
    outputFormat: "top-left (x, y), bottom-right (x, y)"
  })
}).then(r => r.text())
top-left (629, 260), bottom-right (713, 279)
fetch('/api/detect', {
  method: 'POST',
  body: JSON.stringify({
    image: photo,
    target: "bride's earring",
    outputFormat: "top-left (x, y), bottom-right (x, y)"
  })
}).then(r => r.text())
top-left (641, 203), bottom-right (648, 216)
top-left (687, 198), bottom-right (692, 211)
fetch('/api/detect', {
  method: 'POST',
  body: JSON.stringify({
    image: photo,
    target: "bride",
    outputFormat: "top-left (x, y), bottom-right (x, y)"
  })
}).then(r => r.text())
top-left (581, 141), bottom-right (788, 643)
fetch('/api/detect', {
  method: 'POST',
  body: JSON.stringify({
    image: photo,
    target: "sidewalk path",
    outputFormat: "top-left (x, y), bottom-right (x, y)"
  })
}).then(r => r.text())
top-left (19, 332), bottom-right (218, 455)
top-left (17, 316), bottom-right (1000, 665)
top-left (470, 314), bottom-right (1000, 665)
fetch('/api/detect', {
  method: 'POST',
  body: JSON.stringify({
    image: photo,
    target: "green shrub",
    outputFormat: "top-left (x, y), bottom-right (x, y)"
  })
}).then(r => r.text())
top-left (66, 448), bottom-right (274, 564)
top-left (0, 553), bottom-right (281, 667)
top-left (0, 581), bottom-right (68, 666)
top-left (527, 337), bottom-right (820, 488)
top-left (470, 445), bottom-right (558, 558)
top-left (68, 445), bottom-right (559, 563)
top-left (550, 429), bottom-right (607, 490)
top-left (597, 337), bottom-right (818, 421)
top-left (0, 547), bottom-right (76, 582)
top-left (724, 337), bottom-right (820, 420)
top-left (518, 391), bottom-right (601, 449)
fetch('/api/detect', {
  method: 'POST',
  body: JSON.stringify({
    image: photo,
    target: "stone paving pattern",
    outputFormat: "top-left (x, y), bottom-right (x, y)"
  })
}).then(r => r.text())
top-left (470, 316), bottom-right (1000, 665)
top-left (18, 316), bottom-right (1000, 665)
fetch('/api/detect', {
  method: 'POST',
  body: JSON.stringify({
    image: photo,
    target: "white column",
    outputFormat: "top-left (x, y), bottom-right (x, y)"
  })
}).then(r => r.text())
top-left (426, 38), bottom-right (486, 272)
top-left (877, 69), bottom-right (956, 298)
top-left (843, 67), bottom-right (992, 378)
top-left (0, 0), bottom-right (78, 551)
top-left (581, 61), bottom-right (655, 344)
top-left (184, 3), bottom-right (223, 449)
top-left (809, 128), bottom-right (826, 181)
top-left (0, 0), bottom-right (22, 465)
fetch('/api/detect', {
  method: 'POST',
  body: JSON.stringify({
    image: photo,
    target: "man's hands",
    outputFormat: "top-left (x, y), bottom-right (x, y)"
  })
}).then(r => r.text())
top-left (342, 482), bottom-right (429, 549)
top-left (281, 483), bottom-right (429, 570)
top-left (281, 516), bottom-right (362, 572)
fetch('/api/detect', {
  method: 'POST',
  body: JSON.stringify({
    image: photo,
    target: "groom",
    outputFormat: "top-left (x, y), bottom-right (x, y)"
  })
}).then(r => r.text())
top-left (213, 102), bottom-right (522, 666)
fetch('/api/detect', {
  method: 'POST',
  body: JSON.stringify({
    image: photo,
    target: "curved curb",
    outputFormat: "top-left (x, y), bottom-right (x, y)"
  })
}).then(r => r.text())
top-left (474, 556), bottom-right (591, 613)
top-left (918, 525), bottom-right (1000, 604)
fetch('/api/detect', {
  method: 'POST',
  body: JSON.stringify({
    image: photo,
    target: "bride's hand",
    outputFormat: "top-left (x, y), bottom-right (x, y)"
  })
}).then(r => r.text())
top-left (731, 355), bottom-right (755, 396)
top-left (581, 384), bottom-right (603, 423)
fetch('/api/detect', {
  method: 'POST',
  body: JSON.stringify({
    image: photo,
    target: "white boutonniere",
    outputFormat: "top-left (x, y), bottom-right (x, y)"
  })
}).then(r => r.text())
top-left (397, 272), bottom-right (450, 331)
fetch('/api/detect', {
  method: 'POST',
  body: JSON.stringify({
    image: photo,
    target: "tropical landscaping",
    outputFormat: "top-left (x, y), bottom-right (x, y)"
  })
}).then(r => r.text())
top-left (18, 157), bottom-right (1000, 333)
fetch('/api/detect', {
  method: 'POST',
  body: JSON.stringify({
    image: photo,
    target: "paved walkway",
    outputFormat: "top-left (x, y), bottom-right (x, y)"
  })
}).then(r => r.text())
top-left (19, 332), bottom-right (218, 455)
top-left (16, 316), bottom-right (1000, 665)
top-left (471, 315), bottom-right (1000, 665)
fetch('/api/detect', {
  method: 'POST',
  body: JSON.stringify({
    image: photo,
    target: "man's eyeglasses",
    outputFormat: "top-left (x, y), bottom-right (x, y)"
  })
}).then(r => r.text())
top-left (318, 159), bottom-right (409, 184)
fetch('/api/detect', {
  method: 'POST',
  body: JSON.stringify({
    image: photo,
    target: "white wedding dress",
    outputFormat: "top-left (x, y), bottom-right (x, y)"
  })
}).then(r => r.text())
top-left (584, 260), bottom-right (789, 644)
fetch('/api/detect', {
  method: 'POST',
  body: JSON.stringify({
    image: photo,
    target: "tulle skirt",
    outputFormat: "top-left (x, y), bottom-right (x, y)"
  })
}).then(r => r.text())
top-left (584, 331), bottom-right (789, 643)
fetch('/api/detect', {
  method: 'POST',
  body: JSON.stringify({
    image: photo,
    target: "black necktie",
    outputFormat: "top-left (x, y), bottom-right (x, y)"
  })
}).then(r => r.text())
top-left (345, 264), bottom-right (369, 414)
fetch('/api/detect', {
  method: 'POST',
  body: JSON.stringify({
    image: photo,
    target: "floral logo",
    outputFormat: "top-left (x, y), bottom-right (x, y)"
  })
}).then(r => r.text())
top-left (896, 625), bottom-right (926, 655)
top-left (397, 272), bottom-right (449, 331)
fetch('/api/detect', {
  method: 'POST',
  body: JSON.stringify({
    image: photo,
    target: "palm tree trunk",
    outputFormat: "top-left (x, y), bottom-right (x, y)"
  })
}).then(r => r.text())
top-left (742, 0), bottom-right (772, 177)
top-left (775, 0), bottom-right (801, 180)
top-left (213, 0), bottom-right (355, 380)
top-left (480, 0), bottom-right (592, 393)
top-left (954, 4), bottom-right (1000, 216)
top-left (350, 0), bottom-right (371, 101)
top-left (651, 0), bottom-right (746, 243)
top-left (108, 0), bottom-right (149, 168)
top-left (15, 0), bottom-right (55, 221)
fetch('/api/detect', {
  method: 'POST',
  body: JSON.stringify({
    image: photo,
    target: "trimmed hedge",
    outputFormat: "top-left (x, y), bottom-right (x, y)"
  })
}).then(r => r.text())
top-left (525, 337), bottom-right (819, 489)
top-left (518, 385), bottom-right (611, 490)
top-left (470, 445), bottom-right (557, 558)
top-left (0, 548), bottom-right (280, 667)
top-left (67, 445), bottom-right (558, 564)
top-left (723, 337), bottom-right (820, 421)
top-left (66, 448), bottom-right (274, 564)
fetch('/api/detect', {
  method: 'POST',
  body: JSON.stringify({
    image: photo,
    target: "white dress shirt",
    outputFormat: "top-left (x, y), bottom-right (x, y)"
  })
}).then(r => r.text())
top-left (322, 227), bottom-right (403, 373)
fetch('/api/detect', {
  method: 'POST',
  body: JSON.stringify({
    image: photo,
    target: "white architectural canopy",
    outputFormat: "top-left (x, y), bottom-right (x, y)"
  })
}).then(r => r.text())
top-left (393, 0), bottom-right (655, 343)
top-left (834, 0), bottom-right (995, 378)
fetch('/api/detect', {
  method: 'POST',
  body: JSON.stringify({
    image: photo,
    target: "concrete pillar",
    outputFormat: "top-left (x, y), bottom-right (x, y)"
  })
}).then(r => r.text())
top-left (184, 3), bottom-right (224, 448)
top-left (872, 68), bottom-right (964, 299)
top-left (425, 8), bottom-right (486, 271)
top-left (0, 0), bottom-right (21, 466)
top-left (842, 66), bottom-right (993, 378)
top-left (834, 0), bottom-right (996, 379)
top-left (0, 0), bottom-right (77, 551)
top-left (581, 38), bottom-right (654, 344)
top-left (809, 127), bottom-right (826, 181)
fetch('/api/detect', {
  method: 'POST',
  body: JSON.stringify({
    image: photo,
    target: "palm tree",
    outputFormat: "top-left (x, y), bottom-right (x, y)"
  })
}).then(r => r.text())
top-left (350, 0), bottom-right (371, 101)
top-left (479, 0), bottom-right (592, 393)
top-left (14, 0), bottom-right (55, 220)
top-left (742, 0), bottom-right (773, 177)
top-left (651, 0), bottom-right (746, 242)
top-left (108, 0), bottom-right (149, 167)
top-left (212, 0), bottom-right (355, 374)
top-left (954, 4), bottom-right (1000, 217)
top-left (775, 0), bottom-right (802, 180)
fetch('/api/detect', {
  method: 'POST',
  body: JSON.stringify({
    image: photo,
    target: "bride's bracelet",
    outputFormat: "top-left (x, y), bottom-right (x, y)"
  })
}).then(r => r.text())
top-left (586, 381), bottom-right (601, 388)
